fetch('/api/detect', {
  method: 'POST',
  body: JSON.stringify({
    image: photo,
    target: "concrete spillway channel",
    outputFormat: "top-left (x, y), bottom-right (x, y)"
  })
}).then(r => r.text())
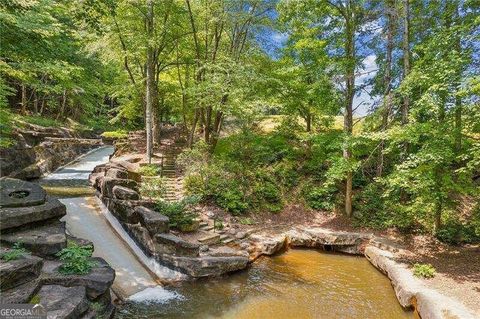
top-left (41, 146), bottom-right (183, 300)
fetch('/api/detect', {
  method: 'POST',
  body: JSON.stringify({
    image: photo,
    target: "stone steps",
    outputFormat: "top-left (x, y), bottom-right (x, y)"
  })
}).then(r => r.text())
top-left (201, 225), bottom-right (214, 231)
top-left (198, 233), bottom-right (220, 245)
top-left (222, 238), bottom-right (234, 244)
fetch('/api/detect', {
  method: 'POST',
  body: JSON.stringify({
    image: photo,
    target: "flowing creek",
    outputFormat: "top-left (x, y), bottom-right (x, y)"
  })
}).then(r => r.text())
top-left (38, 146), bottom-right (183, 297)
top-left (39, 147), bottom-right (412, 318)
top-left (118, 250), bottom-right (412, 319)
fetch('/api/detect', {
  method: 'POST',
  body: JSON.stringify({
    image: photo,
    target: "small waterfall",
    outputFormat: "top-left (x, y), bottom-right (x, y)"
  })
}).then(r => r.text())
top-left (95, 197), bottom-right (187, 282)
top-left (127, 286), bottom-right (184, 303)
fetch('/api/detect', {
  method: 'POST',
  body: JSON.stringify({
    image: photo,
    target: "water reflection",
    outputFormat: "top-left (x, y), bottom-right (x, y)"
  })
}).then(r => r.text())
top-left (118, 250), bottom-right (412, 319)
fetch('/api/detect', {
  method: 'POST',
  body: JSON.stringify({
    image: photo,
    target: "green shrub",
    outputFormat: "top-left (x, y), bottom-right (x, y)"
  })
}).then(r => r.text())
top-left (1, 243), bottom-right (28, 261)
top-left (238, 217), bottom-right (254, 225)
top-left (138, 164), bottom-right (161, 176)
top-left (101, 130), bottom-right (128, 139)
top-left (140, 177), bottom-right (166, 200)
top-left (183, 174), bottom-right (206, 198)
top-left (252, 180), bottom-right (283, 213)
top-left (472, 203), bottom-right (480, 238)
top-left (436, 221), bottom-right (480, 245)
top-left (214, 219), bottom-right (224, 230)
top-left (273, 161), bottom-right (299, 188)
top-left (304, 184), bottom-right (337, 211)
top-left (413, 263), bottom-right (436, 278)
top-left (0, 106), bottom-right (15, 148)
top-left (216, 186), bottom-right (249, 215)
top-left (56, 242), bottom-right (96, 275)
top-left (353, 182), bottom-right (390, 229)
top-left (17, 115), bottom-right (62, 128)
top-left (156, 196), bottom-right (199, 230)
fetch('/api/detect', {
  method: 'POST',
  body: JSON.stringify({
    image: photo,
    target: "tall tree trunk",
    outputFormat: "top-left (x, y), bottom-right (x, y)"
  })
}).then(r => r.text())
top-left (40, 95), bottom-right (46, 115)
top-left (377, 0), bottom-right (395, 177)
top-left (204, 105), bottom-right (212, 144)
top-left (188, 109), bottom-right (199, 148)
top-left (57, 90), bottom-right (67, 120)
top-left (145, 0), bottom-right (155, 163)
top-left (21, 85), bottom-right (27, 115)
top-left (453, 3), bottom-right (462, 153)
top-left (306, 112), bottom-right (312, 132)
top-left (454, 95), bottom-right (462, 152)
top-left (209, 110), bottom-right (224, 152)
top-left (33, 90), bottom-right (38, 114)
top-left (401, 0), bottom-right (410, 125)
top-left (153, 92), bottom-right (161, 145)
top-left (344, 17), bottom-right (355, 218)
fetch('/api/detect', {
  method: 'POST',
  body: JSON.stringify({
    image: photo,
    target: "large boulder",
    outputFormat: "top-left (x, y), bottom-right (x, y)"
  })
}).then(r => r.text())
top-left (155, 233), bottom-right (199, 257)
top-left (365, 245), bottom-right (478, 319)
top-left (0, 178), bottom-right (46, 208)
top-left (0, 279), bottom-right (41, 304)
top-left (0, 198), bottom-right (66, 231)
top-left (287, 228), bottom-right (371, 255)
top-left (38, 285), bottom-right (90, 319)
top-left (124, 223), bottom-right (156, 254)
top-left (113, 185), bottom-right (139, 200)
top-left (248, 234), bottom-right (287, 261)
top-left (107, 161), bottom-right (141, 182)
top-left (89, 173), bottom-right (103, 190)
top-left (1, 221), bottom-right (67, 257)
top-left (134, 206), bottom-right (169, 235)
top-left (100, 177), bottom-right (138, 198)
top-left (0, 254), bottom-right (43, 290)
top-left (9, 164), bottom-right (42, 180)
top-left (41, 257), bottom-right (115, 300)
top-left (102, 198), bottom-right (154, 224)
top-left (105, 168), bottom-right (128, 180)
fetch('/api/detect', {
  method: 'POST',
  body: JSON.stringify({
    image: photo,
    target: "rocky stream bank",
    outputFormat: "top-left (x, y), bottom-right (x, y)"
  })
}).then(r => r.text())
top-left (0, 178), bottom-right (116, 318)
top-left (89, 152), bottom-right (478, 319)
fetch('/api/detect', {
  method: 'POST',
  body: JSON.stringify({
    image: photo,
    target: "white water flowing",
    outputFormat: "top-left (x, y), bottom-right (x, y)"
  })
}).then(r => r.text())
top-left (127, 286), bottom-right (184, 303)
top-left (96, 196), bottom-right (187, 282)
top-left (42, 146), bottom-right (185, 300)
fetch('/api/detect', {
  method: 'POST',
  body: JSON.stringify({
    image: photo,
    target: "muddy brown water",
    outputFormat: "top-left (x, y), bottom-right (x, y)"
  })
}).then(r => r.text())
top-left (117, 249), bottom-right (412, 319)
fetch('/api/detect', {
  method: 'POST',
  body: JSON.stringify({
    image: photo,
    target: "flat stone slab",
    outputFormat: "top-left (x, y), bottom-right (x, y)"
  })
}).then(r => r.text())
top-left (207, 246), bottom-right (248, 258)
top-left (101, 177), bottom-right (138, 198)
top-left (41, 257), bottom-right (115, 300)
top-left (0, 253), bottom-right (43, 290)
top-left (287, 228), bottom-right (371, 254)
top-left (38, 285), bottom-right (89, 319)
top-left (0, 198), bottom-right (66, 231)
top-left (0, 178), bottom-right (46, 208)
top-left (134, 206), bottom-right (169, 235)
top-left (113, 185), bottom-right (139, 200)
top-left (155, 233), bottom-right (199, 257)
top-left (0, 279), bottom-right (41, 304)
top-left (105, 168), bottom-right (128, 180)
top-left (365, 245), bottom-right (477, 319)
top-left (198, 233), bottom-right (220, 245)
top-left (160, 254), bottom-right (249, 278)
top-left (1, 221), bottom-right (67, 257)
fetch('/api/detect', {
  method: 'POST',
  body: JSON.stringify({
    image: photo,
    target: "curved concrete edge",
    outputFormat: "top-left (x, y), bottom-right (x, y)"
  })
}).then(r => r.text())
top-left (364, 246), bottom-right (477, 319)
top-left (246, 228), bottom-right (478, 319)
